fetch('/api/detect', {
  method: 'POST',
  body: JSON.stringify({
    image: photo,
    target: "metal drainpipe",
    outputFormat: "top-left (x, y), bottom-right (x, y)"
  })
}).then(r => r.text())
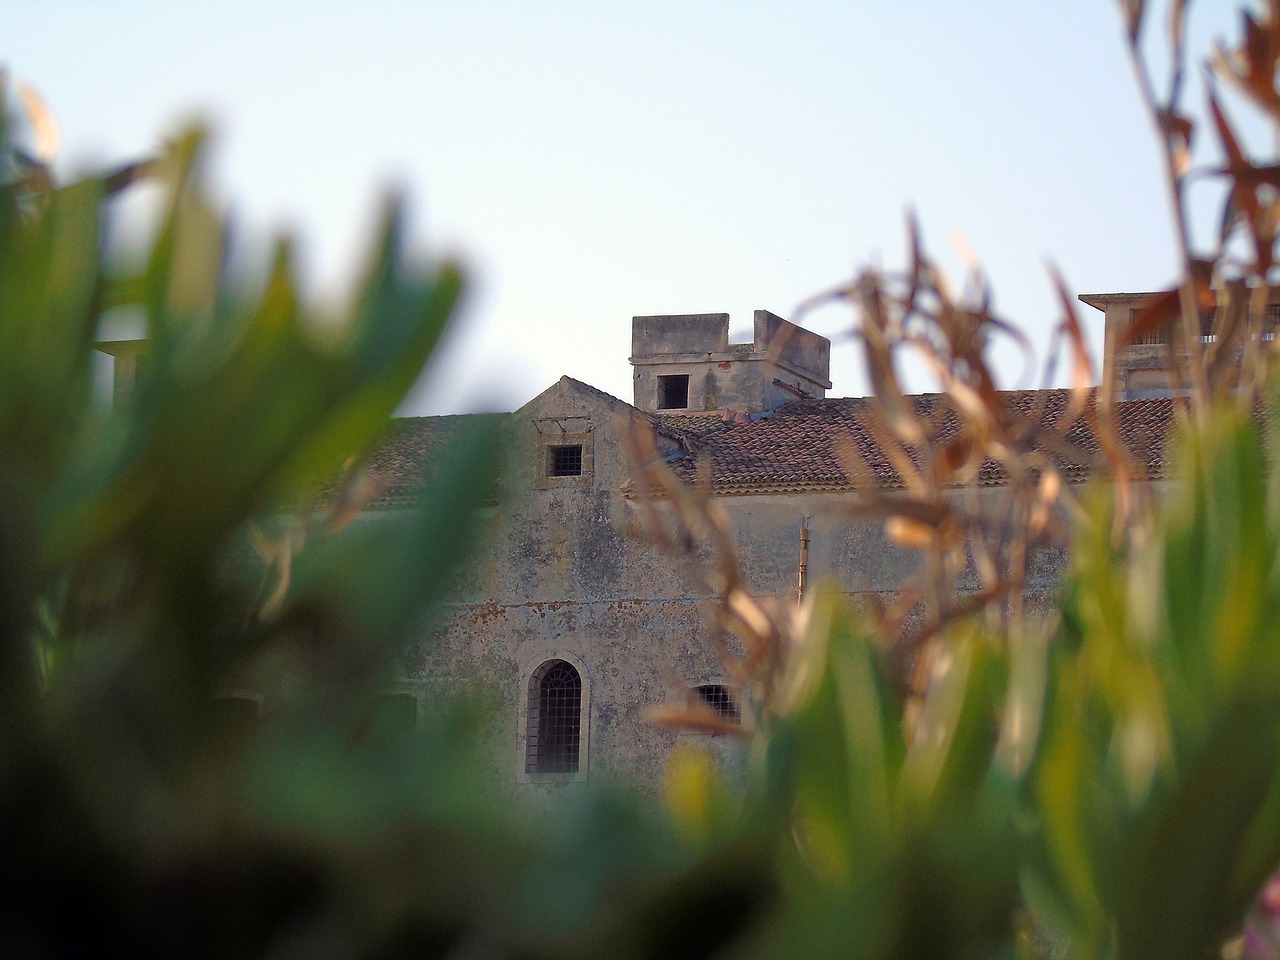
top-left (797, 517), bottom-right (810, 603)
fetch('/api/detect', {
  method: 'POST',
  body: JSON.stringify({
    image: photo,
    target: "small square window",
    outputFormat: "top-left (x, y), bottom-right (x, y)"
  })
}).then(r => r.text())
top-left (695, 683), bottom-right (741, 724)
top-left (534, 426), bottom-right (592, 488)
top-left (549, 444), bottom-right (583, 477)
top-left (657, 374), bottom-right (690, 410)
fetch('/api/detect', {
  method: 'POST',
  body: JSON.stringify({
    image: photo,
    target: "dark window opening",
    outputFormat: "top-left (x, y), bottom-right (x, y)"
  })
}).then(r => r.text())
top-left (527, 660), bottom-right (582, 774)
top-left (1199, 309), bottom-right (1217, 338)
top-left (1265, 304), bottom-right (1280, 341)
top-left (1129, 308), bottom-right (1167, 346)
top-left (695, 683), bottom-right (741, 724)
top-left (657, 374), bottom-right (690, 410)
top-left (548, 444), bottom-right (583, 477)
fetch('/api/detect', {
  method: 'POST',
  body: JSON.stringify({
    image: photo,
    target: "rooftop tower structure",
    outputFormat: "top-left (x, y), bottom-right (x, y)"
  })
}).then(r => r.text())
top-left (629, 309), bottom-right (831, 415)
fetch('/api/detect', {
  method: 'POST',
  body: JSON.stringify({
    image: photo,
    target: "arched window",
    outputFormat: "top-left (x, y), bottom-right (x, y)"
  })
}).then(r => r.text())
top-left (526, 659), bottom-right (582, 774)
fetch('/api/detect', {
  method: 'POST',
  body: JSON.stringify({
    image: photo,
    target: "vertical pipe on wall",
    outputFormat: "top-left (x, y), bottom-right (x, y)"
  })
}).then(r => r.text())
top-left (797, 516), bottom-right (810, 603)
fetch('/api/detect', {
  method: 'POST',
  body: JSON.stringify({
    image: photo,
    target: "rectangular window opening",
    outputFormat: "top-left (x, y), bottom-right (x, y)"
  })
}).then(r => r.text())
top-left (695, 683), bottom-right (741, 725)
top-left (1129, 307), bottom-right (1167, 346)
top-left (548, 444), bottom-right (583, 477)
top-left (657, 374), bottom-right (690, 410)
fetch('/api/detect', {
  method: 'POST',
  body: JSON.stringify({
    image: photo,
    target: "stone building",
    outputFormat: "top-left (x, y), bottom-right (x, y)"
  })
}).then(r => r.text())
top-left (1081, 289), bottom-right (1280, 400)
top-left (91, 295), bottom-right (1202, 791)
top-left (356, 301), bottom-right (1182, 795)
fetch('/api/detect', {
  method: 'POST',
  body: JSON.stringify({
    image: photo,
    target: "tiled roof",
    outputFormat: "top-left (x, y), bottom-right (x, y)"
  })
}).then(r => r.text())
top-left (349, 414), bottom-right (475, 508)
top-left (655, 389), bottom-right (1180, 495)
top-left (352, 388), bottom-right (1183, 506)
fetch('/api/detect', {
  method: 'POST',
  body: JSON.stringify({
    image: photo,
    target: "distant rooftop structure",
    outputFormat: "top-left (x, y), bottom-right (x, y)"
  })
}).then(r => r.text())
top-left (1081, 289), bottom-right (1280, 401)
top-left (629, 309), bottom-right (831, 415)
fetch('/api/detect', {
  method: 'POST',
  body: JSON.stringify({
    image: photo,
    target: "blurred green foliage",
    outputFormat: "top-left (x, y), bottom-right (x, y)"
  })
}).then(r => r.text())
top-left (0, 124), bottom-right (772, 958)
top-left (7, 35), bottom-right (1280, 960)
top-left (639, 404), bottom-right (1280, 960)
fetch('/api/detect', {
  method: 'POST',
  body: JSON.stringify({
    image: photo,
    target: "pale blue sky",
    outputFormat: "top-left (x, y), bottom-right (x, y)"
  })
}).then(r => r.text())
top-left (3, 1), bottom-right (1253, 414)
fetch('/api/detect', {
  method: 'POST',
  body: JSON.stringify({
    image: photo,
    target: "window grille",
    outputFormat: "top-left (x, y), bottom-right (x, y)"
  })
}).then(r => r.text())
top-left (695, 683), bottom-right (741, 724)
top-left (1129, 307), bottom-right (1167, 345)
top-left (1265, 304), bottom-right (1280, 341)
top-left (548, 444), bottom-right (583, 477)
top-left (527, 660), bottom-right (582, 774)
top-left (657, 374), bottom-right (690, 410)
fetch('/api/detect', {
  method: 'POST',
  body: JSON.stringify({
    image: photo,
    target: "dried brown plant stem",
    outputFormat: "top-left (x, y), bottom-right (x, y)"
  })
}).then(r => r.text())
top-left (1122, 2), bottom-right (1213, 420)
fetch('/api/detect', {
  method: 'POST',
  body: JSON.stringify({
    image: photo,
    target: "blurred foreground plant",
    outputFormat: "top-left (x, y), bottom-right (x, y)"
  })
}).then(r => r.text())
top-left (0, 115), bottom-right (781, 959)
top-left (12, 1), bottom-right (1280, 958)
top-left (633, 4), bottom-right (1280, 960)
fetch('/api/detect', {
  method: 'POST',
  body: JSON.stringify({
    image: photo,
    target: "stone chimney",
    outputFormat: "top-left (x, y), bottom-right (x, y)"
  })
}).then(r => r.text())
top-left (629, 310), bottom-right (831, 415)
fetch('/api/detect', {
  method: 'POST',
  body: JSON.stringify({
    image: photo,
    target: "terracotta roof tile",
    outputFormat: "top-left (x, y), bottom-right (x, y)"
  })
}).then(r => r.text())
top-left (354, 388), bottom-right (1189, 506)
top-left (347, 415), bottom-right (474, 508)
top-left (657, 389), bottom-right (1181, 495)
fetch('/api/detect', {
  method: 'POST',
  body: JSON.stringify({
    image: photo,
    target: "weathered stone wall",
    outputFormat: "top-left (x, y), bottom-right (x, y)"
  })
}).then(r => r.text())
top-left (752, 309), bottom-right (831, 395)
top-left (403, 378), bottom-right (1083, 794)
top-left (631, 313), bottom-right (730, 358)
